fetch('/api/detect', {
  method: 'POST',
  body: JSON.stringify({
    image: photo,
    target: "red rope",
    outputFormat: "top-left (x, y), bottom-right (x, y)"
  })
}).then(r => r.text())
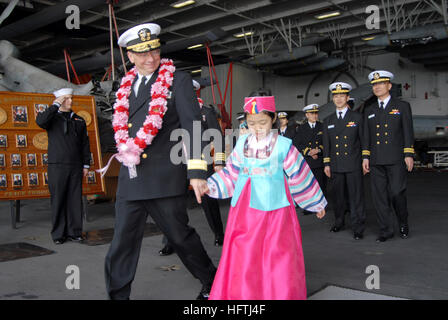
top-left (63, 49), bottom-right (81, 84)
top-left (206, 43), bottom-right (216, 104)
top-left (110, 5), bottom-right (127, 73)
top-left (63, 49), bottom-right (70, 83)
top-left (102, 65), bottom-right (112, 82)
top-left (205, 43), bottom-right (232, 129)
top-left (66, 51), bottom-right (80, 85)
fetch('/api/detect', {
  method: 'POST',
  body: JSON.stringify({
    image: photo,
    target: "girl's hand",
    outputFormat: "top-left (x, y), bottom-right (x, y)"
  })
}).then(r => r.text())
top-left (316, 209), bottom-right (326, 219)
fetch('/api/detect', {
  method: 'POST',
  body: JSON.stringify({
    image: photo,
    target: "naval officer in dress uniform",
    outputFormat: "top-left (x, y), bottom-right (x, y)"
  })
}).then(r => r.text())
top-left (158, 81), bottom-right (225, 256)
top-left (36, 88), bottom-right (91, 244)
top-left (194, 81), bottom-right (225, 246)
top-left (104, 23), bottom-right (216, 300)
top-left (293, 104), bottom-right (326, 215)
top-left (362, 70), bottom-right (414, 242)
top-left (323, 82), bottom-right (366, 240)
top-left (278, 112), bottom-right (296, 138)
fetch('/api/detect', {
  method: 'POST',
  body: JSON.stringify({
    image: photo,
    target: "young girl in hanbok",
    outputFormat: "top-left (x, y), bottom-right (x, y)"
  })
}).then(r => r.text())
top-left (203, 95), bottom-right (327, 300)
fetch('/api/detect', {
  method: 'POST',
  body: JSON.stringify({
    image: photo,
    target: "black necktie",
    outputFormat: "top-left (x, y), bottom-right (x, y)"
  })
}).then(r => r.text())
top-left (338, 111), bottom-right (343, 120)
top-left (137, 76), bottom-right (147, 98)
top-left (380, 101), bottom-right (384, 109)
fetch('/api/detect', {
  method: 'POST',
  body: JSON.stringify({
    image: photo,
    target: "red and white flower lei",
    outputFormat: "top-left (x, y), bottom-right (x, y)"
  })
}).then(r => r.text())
top-left (112, 58), bottom-right (175, 168)
top-left (197, 97), bottom-right (204, 108)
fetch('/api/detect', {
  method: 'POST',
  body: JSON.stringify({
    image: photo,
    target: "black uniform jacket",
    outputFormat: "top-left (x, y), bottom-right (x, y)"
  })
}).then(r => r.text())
top-left (36, 105), bottom-right (90, 167)
top-left (201, 105), bottom-right (226, 177)
top-left (362, 97), bottom-right (415, 165)
top-left (280, 125), bottom-right (296, 139)
top-left (323, 109), bottom-right (364, 173)
top-left (293, 121), bottom-right (324, 169)
top-left (116, 69), bottom-right (207, 201)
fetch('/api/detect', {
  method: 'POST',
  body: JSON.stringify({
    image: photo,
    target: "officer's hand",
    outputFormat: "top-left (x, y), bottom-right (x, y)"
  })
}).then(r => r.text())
top-left (362, 159), bottom-right (370, 175)
top-left (214, 165), bottom-right (224, 172)
top-left (53, 96), bottom-right (65, 106)
top-left (190, 179), bottom-right (209, 204)
top-left (324, 166), bottom-right (331, 178)
top-left (83, 168), bottom-right (89, 177)
top-left (405, 157), bottom-right (414, 172)
top-left (311, 154), bottom-right (318, 160)
top-left (316, 209), bottom-right (326, 219)
top-left (309, 148), bottom-right (319, 156)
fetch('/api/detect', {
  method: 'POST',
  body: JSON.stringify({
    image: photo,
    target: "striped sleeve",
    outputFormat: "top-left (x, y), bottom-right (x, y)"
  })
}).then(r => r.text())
top-left (206, 148), bottom-right (241, 199)
top-left (284, 145), bottom-right (327, 212)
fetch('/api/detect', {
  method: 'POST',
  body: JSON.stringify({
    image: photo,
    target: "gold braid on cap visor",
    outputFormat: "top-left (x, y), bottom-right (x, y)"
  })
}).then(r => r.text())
top-left (332, 89), bottom-right (350, 94)
top-left (370, 78), bottom-right (390, 84)
top-left (127, 39), bottom-right (161, 52)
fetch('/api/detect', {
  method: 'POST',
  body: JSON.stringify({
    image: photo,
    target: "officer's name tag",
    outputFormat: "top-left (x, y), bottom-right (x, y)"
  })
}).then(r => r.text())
top-left (328, 125), bottom-right (335, 129)
top-left (368, 114), bottom-right (375, 119)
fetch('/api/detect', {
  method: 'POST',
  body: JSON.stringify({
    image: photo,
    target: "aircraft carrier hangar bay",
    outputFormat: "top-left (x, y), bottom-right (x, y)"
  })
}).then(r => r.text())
top-left (0, 0), bottom-right (447, 301)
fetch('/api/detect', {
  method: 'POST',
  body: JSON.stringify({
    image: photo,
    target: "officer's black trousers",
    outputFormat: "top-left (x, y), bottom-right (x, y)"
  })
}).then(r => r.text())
top-left (200, 195), bottom-right (224, 238)
top-left (370, 163), bottom-right (409, 237)
top-left (331, 169), bottom-right (365, 234)
top-left (162, 194), bottom-right (224, 246)
top-left (105, 194), bottom-right (217, 300)
top-left (47, 164), bottom-right (83, 240)
top-left (310, 166), bottom-right (327, 197)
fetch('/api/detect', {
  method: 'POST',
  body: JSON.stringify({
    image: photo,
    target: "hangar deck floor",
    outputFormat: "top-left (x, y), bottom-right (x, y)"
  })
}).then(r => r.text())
top-left (0, 170), bottom-right (447, 300)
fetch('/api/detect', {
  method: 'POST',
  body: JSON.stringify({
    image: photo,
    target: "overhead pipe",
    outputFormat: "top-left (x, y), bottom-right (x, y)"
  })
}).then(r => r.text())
top-left (424, 63), bottom-right (448, 70)
top-left (162, 28), bottom-right (227, 54)
top-left (276, 58), bottom-right (346, 76)
top-left (419, 56), bottom-right (448, 65)
top-left (22, 33), bottom-right (109, 59)
top-left (0, 0), bottom-right (20, 26)
top-left (409, 50), bottom-right (448, 61)
top-left (243, 46), bottom-right (317, 66)
top-left (398, 38), bottom-right (448, 58)
top-left (0, 0), bottom-right (107, 40)
top-left (260, 52), bottom-right (328, 71)
top-left (43, 49), bottom-right (124, 75)
top-left (40, 28), bottom-right (227, 75)
top-left (366, 23), bottom-right (448, 47)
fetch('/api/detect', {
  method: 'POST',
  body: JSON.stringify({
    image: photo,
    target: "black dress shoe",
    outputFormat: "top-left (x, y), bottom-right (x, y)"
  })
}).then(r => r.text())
top-left (399, 226), bottom-right (409, 239)
top-left (330, 226), bottom-right (343, 232)
top-left (67, 236), bottom-right (84, 242)
top-left (214, 236), bottom-right (223, 247)
top-left (376, 235), bottom-right (394, 243)
top-left (54, 238), bottom-right (65, 245)
top-left (353, 233), bottom-right (363, 240)
top-left (196, 285), bottom-right (211, 300)
top-left (158, 245), bottom-right (174, 256)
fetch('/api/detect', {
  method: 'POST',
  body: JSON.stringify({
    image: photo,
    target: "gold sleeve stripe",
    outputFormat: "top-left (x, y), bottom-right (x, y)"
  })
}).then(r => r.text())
top-left (404, 148), bottom-right (415, 154)
top-left (323, 157), bottom-right (331, 163)
top-left (362, 150), bottom-right (371, 155)
top-left (187, 159), bottom-right (207, 171)
top-left (214, 152), bottom-right (226, 161)
top-left (303, 147), bottom-right (310, 155)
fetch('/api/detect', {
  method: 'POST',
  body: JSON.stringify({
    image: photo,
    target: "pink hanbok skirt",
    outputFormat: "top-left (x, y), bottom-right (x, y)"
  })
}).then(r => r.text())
top-left (209, 178), bottom-right (307, 300)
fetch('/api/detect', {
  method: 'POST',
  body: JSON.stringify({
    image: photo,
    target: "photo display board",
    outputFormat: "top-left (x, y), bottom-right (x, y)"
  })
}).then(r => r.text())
top-left (0, 91), bottom-right (105, 200)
